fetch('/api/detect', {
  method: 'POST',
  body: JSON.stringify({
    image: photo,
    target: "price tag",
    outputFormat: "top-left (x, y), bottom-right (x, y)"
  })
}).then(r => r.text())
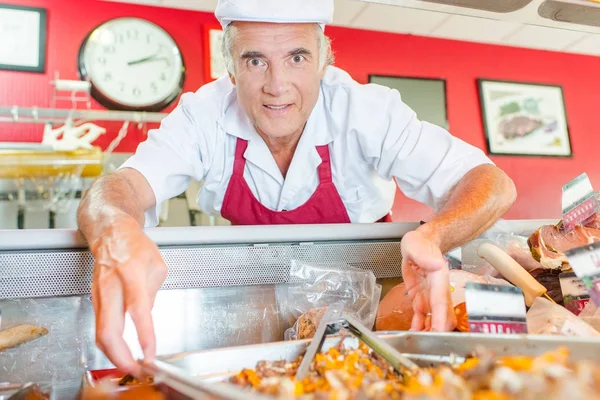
top-left (465, 283), bottom-right (527, 334)
top-left (562, 173), bottom-right (599, 232)
top-left (564, 242), bottom-right (600, 306)
top-left (559, 271), bottom-right (590, 315)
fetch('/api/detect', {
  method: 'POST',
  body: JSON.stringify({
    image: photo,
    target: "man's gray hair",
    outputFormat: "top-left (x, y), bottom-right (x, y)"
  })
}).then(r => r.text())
top-left (221, 23), bottom-right (334, 77)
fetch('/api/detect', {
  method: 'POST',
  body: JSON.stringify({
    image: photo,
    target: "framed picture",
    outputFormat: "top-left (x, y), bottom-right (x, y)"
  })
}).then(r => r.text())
top-left (478, 79), bottom-right (571, 157)
top-left (202, 23), bottom-right (227, 83)
top-left (0, 4), bottom-right (47, 73)
top-left (369, 75), bottom-right (449, 130)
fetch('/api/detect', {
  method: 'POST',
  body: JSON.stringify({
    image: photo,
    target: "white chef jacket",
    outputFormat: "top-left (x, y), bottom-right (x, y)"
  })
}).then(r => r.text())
top-left (120, 66), bottom-right (493, 227)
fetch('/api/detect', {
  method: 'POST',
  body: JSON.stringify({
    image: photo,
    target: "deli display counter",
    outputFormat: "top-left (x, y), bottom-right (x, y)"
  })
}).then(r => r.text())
top-left (0, 219), bottom-right (595, 399)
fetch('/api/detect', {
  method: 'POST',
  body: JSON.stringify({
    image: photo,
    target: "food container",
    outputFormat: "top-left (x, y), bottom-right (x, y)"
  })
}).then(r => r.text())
top-left (160, 331), bottom-right (600, 380)
top-left (80, 332), bottom-right (600, 399)
top-left (0, 146), bottom-right (103, 179)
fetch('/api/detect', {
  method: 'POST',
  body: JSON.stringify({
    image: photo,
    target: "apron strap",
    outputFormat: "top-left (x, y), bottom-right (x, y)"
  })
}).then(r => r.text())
top-left (315, 145), bottom-right (333, 184)
top-left (232, 138), bottom-right (249, 177)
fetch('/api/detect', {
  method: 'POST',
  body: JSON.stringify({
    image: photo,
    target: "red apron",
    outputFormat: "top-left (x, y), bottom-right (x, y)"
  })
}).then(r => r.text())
top-left (221, 138), bottom-right (391, 225)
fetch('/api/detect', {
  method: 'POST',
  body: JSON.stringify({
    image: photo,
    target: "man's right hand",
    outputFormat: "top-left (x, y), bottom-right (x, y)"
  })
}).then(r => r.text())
top-left (90, 215), bottom-right (167, 377)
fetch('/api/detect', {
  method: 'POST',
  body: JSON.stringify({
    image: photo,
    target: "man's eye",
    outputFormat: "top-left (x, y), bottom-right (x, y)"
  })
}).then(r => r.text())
top-left (292, 55), bottom-right (305, 63)
top-left (249, 59), bottom-right (264, 67)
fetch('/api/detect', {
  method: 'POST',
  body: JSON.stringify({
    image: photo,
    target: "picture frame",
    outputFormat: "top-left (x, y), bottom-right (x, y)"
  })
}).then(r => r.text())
top-left (369, 75), bottom-right (449, 130)
top-left (477, 79), bottom-right (572, 157)
top-left (0, 4), bottom-right (47, 73)
top-left (202, 23), bottom-right (226, 83)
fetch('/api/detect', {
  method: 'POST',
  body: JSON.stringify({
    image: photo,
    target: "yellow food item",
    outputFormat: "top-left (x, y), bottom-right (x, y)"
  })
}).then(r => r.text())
top-left (230, 343), bottom-right (600, 399)
top-left (0, 147), bottom-right (103, 178)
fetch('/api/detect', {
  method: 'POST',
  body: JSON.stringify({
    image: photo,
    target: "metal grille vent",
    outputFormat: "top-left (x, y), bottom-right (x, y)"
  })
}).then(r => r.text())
top-left (0, 241), bottom-right (402, 299)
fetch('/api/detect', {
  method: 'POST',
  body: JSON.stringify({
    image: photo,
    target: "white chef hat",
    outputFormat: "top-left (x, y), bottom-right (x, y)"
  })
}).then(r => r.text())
top-left (215, 0), bottom-right (334, 31)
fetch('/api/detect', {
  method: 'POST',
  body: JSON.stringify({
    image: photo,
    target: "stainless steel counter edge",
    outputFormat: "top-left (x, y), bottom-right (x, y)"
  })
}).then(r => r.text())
top-left (0, 218), bottom-right (558, 251)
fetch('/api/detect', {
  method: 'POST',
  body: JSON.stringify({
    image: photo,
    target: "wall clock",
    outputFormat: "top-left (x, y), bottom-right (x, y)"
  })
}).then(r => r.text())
top-left (78, 17), bottom-right (185, 112)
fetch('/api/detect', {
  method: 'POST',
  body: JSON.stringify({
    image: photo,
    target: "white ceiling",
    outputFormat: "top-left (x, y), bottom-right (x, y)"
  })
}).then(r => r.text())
top-left (102, 0), bottom-right (600, 56)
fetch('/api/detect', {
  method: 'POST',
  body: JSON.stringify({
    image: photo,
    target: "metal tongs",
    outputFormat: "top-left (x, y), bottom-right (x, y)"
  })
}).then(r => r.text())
top-left (141, 359), bottom-right (272, 400)
top-left (5, 383), bottom-right (46, 400)
top-left (296, 302), bottom-right (419, 380)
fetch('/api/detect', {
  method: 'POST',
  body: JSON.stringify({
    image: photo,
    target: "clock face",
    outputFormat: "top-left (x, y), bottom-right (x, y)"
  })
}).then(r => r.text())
top-left (78, 17), bottom-right (185, 111)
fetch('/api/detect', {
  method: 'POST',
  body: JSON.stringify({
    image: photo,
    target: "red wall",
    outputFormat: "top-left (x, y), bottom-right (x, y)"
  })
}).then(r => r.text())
top-left (2, 0), bottom-right (600, 222)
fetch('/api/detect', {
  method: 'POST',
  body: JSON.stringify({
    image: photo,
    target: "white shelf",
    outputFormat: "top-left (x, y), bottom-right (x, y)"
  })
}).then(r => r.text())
top-left (0, 106), bottom-right (168, 124)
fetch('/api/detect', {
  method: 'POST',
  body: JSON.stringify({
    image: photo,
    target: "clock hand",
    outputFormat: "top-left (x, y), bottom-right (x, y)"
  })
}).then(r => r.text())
top-left (128, 55), bottom-right (169, 66)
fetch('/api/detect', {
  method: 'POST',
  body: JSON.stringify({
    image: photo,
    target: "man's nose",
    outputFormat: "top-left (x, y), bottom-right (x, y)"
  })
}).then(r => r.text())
top-left (263, 63), bottom-right (289, 97)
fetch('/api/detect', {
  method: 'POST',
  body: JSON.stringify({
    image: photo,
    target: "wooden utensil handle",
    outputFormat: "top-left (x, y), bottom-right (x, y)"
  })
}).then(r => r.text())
top-left (477, 242), bottom-right (547, 307)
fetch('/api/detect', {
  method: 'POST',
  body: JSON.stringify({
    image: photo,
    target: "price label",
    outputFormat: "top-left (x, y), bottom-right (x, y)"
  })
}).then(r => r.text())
top-left (562, 173), bottom-right (599, 232)
top-left (465, 283), bottom-right (527, 334)
top-left (559, 271), bottom-right (590, 315)
top-left (564, 242), bottom-right (600, 306)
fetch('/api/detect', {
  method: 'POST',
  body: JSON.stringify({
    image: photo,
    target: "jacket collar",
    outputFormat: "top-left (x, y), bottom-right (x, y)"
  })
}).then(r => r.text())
top-left (218, 86), bottom-right (334, 195)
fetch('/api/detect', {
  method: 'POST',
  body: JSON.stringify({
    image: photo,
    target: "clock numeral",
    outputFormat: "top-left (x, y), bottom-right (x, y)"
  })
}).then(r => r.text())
top-left (126, 29), bottom-right (139, 40)
top-left (118, 34), bottom-right (124, 44)
top-left (104, 72), bottom-right (112, 81)
top-left (104, 45), bottom-right (116, 54)
top-left (146, 34), bottom-right (152, 44)
top-left (119, 82), bottom-right (125, 92)
top-left (160, 72), bottom-right (167, 81)
top-left (133, 87), bottom-right (141, 97)
top-left (150, 82), bottom-right (158, 93)
top-left (98, 56), bottom-right (107, 66)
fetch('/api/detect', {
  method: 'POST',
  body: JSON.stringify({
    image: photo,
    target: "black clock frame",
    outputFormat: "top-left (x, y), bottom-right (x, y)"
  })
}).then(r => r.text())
top-left (78, 17), bottom-right (186, 112)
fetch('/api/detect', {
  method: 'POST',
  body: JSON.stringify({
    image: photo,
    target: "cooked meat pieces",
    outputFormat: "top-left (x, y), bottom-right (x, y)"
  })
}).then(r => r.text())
top-left (230, 345), bottom-right (600, 400)
top-left (297, 307), bottom-right (328, 339)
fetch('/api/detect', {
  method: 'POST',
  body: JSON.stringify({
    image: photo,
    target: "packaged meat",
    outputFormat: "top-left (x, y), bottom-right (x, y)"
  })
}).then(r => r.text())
top-left (295, 307), bottom-right (327, 339)
top-left (526, 297), bottom-right (600, 338)
top-left (448, 270), bottom-right (489, 307)
top-left (278, 260), bottom-right (381, 341)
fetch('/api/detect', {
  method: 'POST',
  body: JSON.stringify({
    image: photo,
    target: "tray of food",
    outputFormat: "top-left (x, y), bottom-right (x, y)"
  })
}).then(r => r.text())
top-left (152, 331), bottom-right (600, 399)
top-left (78, 368), bottom-right (170, 400)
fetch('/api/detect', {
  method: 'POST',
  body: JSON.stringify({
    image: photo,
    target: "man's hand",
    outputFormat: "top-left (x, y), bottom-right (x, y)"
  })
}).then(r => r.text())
top-left (401, 229), bottom-right (456, 332)
top-left (90, 215), bottom-right (167, 377)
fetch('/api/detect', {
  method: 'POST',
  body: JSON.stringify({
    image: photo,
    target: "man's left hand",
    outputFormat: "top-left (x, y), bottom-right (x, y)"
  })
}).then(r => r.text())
top-left (401, 229), bottom-right (456, 332)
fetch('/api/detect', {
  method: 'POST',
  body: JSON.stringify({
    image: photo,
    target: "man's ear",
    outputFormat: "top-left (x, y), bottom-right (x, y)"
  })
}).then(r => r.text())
top-left (319, 66), bottom-right (326, 80)
top-left (229, 73), bottom-right (236, 85)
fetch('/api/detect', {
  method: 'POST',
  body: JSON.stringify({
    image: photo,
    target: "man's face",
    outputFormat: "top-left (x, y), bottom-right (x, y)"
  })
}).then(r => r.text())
top-left (230, 22), bottom-right (325, 140)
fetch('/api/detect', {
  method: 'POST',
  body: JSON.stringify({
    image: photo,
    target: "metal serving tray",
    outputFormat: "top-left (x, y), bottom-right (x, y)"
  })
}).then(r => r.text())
top-left (159, 331), bottom-right (600, 384)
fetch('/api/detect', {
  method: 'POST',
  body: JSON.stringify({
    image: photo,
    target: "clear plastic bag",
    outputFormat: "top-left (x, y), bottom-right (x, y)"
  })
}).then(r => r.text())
top-left (526, 297), bottom-right (600, 337)
top-left (277, 260), bottom-right (382, 341)
top-left (495, 234), bottom-right (543, 272)
top-left (460, 234), bottom-right (541, 277)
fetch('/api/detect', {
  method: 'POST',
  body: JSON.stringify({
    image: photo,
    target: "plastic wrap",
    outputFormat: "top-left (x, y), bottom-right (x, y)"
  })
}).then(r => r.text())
top-left (526, 297), bottom-right (600, 337)
top-left (449, 270), bottom-right (512, 307)
top-left (578, 301), bottom-right (600, 332)
top-left (496, 234), bottom-right (543, 272)
top-left (277, 260), bottom-right (382, 341)
top-left (460, 234), bottom-right (541, 276)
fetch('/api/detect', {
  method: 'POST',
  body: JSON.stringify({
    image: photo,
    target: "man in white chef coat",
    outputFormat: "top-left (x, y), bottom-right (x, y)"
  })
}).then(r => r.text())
top-left (77, 0), bottom-right (516, 376)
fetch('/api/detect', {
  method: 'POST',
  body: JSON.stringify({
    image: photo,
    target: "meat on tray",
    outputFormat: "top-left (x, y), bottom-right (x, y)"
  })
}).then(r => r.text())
top-left (229, 341), bottom-right (600, 399)
top-left (528, 215), bottom-right (600, 270)
top-left (375, 270), bottom-right (492, 332)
